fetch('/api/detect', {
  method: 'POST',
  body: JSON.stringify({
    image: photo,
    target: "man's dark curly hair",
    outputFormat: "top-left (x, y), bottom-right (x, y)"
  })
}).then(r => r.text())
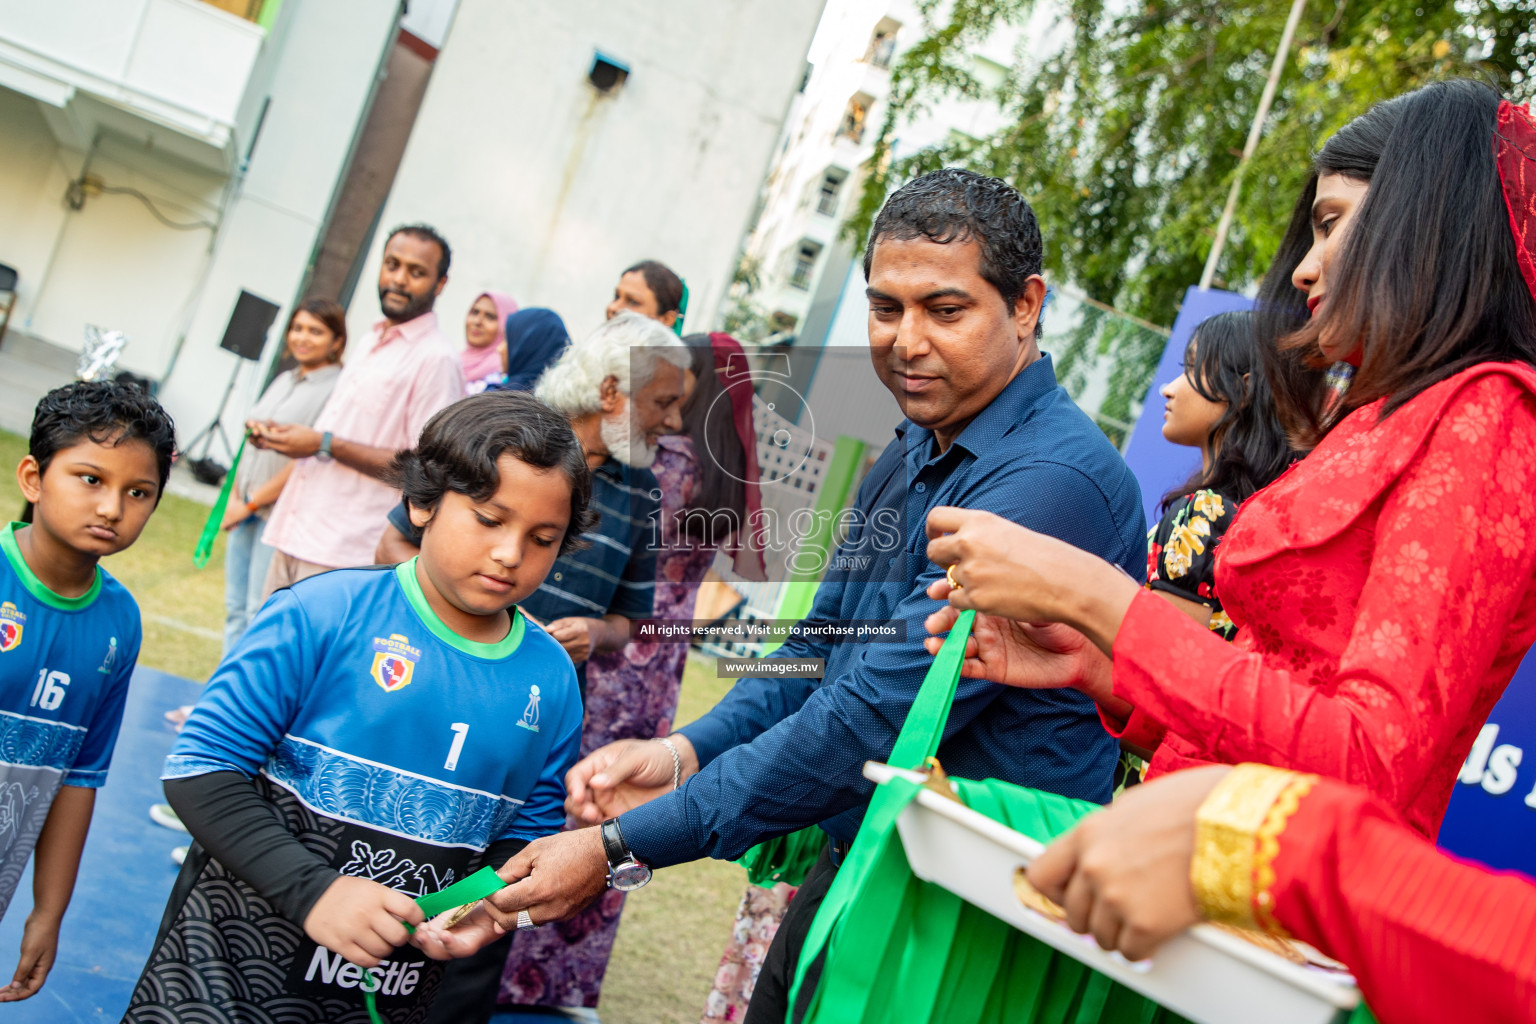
top-left (863, 167), bottom-right (1046, 337)
top-left (387, 223), bottom-right (452, 281)
top-left (30, 380), bottom-right (177, 497)
top-left (391, 391), bottom-right (597, 556)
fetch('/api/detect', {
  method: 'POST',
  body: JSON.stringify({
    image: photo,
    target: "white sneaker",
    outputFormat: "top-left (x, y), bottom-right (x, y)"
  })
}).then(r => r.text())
top-left (171, 845), bottom-right (188, 865)
top-left (150, 803), bottom-right (188, 833)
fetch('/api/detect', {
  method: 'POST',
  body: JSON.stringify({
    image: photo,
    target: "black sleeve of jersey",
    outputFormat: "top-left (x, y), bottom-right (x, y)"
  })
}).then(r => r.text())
top-left (481, 837), bottom-right (529, 874)
top-left (164, 771), bottom-right (340, 926)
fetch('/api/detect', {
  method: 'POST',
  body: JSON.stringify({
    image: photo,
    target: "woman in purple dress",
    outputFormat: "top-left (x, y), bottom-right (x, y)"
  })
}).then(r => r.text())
top-left (497, 334), bottom-right (763, 1015)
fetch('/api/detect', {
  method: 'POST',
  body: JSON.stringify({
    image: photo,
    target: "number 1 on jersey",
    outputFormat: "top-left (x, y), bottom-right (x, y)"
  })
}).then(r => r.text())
top-left (444, 722), bottom-right (469, 771)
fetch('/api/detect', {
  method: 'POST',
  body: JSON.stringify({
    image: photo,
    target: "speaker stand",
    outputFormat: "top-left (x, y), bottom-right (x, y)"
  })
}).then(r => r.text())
top-left (184, 357), bottom-right (249, 465)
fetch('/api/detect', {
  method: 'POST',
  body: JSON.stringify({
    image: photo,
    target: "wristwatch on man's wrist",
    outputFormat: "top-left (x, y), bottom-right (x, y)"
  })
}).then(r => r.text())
top-left (316, 431), bottom-right (334, 461)
top-left (600, 817), bottom-right (652, 892)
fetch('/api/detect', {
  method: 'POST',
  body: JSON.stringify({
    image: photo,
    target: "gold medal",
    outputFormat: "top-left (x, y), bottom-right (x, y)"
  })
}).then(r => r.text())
top-left (443, 899), bottom-right (482, 928)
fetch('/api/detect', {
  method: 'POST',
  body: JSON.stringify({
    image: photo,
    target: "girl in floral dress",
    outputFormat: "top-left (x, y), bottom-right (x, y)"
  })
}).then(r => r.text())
top-left (1145, 310), bottom-right (1293, 640)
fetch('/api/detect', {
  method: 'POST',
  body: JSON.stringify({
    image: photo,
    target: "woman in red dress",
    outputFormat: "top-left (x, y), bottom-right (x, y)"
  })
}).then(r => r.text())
top-left (924, 81), bottom-right (1536, 839)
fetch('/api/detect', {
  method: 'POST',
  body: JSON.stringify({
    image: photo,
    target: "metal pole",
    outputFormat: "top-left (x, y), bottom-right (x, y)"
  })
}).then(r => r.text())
top-left (1199, 0), bottom-right (1308, 290)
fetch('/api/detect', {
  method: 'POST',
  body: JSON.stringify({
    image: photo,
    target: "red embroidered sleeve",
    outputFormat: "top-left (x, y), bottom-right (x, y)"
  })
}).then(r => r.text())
top-left (1271, 778), bottom-right (1536, 1024)
top-left (1110, 377), bottom-right (1536, 833)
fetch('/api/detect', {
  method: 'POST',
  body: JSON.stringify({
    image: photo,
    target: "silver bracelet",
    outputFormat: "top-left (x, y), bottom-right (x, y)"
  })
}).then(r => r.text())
top-left (655, 737), bottom-right (682, 791)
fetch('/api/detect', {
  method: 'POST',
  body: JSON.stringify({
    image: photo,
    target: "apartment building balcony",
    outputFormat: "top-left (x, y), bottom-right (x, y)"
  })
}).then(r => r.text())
top-left (0, 0), bottom-right (269, 171)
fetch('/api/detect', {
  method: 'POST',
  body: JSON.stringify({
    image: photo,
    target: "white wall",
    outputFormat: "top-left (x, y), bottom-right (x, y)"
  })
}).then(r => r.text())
top-left (0, 0), bottom-right (401, 450)
top-left (0, 0), bottom-right (264, 142)
top-left (0, 88), bottom-right (228, 378)
top-left (155, 0), bottom-right (401, 447)
top-left (352, 0), bottom-right (825, 347)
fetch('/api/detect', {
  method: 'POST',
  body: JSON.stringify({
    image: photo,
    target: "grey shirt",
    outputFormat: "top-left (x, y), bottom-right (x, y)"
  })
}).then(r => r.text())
top-left (235, 365), bottom-right (340, 512)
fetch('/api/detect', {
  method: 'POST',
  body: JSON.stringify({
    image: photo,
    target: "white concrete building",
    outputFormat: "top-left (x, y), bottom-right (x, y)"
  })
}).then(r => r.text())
top-left (0, 0), bottom-right (827, 458)
top-left (733, 0), bottom-right (1030, 340)
top-left (733, 1), bottom-right (1150, 454)
top-left (352, 0), bottom-right (826, 347)
top-left (732, 0), bottom-right (900, 339)
top-left (0, 0), bottom-right (408, 445)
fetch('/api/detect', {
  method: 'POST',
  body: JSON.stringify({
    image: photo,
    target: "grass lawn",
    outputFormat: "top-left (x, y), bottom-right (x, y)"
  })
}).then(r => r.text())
top-left (0, 428), bottom-right (750, 1023)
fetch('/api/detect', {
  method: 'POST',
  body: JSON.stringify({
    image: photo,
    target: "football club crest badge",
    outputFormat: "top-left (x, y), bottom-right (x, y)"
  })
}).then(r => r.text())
top-left (0, 602), bottom-right (25, 653)
top-left (370, 634), bottom-right (422, 693)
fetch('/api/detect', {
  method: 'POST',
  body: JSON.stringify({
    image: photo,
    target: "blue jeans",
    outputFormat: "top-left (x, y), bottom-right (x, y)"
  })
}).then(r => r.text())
top-left (223, 515), bottom-right (277, 656)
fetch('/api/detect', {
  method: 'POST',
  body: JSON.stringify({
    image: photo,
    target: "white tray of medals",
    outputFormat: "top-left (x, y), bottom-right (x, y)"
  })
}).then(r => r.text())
top-left (863, 763), bottom-right (1360, 1024)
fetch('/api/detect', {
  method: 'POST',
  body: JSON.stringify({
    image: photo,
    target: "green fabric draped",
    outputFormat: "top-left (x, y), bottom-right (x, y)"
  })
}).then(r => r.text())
top-left (739, 826), bottom-right (830, 888)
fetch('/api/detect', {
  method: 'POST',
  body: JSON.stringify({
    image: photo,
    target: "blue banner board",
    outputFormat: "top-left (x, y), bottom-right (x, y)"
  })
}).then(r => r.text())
top-left (1120, 285), bottom-right (1536, 876)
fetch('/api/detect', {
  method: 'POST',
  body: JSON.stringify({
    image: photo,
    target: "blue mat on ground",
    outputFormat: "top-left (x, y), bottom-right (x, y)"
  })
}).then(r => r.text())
top-left (0, 667), bottom-right (200, 1022)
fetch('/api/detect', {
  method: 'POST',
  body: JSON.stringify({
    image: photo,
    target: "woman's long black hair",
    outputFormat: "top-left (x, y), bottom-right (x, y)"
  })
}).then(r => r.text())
top-left (676, 334), bottom-right (749, 544)
top-left (1161, 311), bottom-right (1294, 513)
top-left (1275, 78), bottom-right (1536, 445)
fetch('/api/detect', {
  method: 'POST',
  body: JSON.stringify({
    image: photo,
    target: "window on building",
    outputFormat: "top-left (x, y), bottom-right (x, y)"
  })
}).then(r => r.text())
top-left (865, 18), bottom-right (901, 69)
top-left (789, 241), bottom-right (823, 291)
top-left (837, 94), bottom-right (872, 144)
top-left (816, 168), bottom-right (848, 217)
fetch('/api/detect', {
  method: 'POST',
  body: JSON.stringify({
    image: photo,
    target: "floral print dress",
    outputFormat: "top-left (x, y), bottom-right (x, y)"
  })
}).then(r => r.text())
top-left (1145, 488), bottom-right (1239, 639)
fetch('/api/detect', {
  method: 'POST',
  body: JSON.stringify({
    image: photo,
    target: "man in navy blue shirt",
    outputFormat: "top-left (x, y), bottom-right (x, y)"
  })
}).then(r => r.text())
top-left (455, 170), bottom-right (1147, 1019)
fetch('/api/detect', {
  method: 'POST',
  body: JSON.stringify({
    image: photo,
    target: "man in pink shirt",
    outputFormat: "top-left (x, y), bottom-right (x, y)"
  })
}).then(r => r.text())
top-left (253, 225), bottom-right (464, 595)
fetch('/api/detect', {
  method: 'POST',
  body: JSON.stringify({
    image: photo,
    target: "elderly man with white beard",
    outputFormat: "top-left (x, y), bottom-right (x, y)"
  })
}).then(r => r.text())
top-left (374, 310), bottom-right (690, 680)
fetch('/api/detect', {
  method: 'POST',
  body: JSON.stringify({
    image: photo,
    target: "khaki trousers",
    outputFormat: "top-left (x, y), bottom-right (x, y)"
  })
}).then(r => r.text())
top-left (260, 549), bottom-right (336, 603)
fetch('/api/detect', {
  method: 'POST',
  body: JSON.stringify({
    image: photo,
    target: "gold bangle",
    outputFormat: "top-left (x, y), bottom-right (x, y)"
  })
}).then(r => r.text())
top-left (1253, 772), bottom-right (1316, 933)
top-left (1191, 764), bottom-right (1313, 930)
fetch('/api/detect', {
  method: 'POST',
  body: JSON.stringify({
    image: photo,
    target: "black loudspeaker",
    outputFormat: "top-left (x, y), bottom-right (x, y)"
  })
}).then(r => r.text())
top-left (219, 289), bottom-right (281, 361)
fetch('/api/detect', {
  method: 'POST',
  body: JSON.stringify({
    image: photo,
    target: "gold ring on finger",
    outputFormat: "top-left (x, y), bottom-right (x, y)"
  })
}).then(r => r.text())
top-left (946, 564), bottom-right (962, 590)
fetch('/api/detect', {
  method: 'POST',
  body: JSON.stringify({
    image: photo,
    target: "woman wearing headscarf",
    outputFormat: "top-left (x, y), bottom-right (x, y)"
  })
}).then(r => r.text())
top-left (461, 290), bottom-right (518, 394)
top-left (494, 307), bottom-right (572, 392)
top-left (925, 81), bottom-right (1536, 843)
top-left (496, 333), bottom-right (763, 1015)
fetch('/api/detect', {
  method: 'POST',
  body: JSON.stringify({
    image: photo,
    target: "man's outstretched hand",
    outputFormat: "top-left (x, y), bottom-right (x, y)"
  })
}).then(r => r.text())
top-left (413, 829), bottom-right (613, 960)
top-left (565, 736), bottom-right (697, 824)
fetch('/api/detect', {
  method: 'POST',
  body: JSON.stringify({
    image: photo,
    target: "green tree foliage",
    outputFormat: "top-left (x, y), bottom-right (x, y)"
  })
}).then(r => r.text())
top-left (849, 0), bottom-right (1536, 425)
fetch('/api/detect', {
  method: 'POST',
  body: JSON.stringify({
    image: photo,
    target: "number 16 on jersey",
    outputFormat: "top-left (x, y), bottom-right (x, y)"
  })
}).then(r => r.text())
top-left (30, 669), bottom-right (69, 711)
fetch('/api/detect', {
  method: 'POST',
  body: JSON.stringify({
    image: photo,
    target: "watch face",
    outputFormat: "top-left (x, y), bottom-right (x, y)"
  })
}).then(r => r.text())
top-left (609, 860), bottom-right (651, 892)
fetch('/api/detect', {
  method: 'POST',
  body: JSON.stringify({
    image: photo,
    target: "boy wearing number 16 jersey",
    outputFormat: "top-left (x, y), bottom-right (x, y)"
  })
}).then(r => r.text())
top-left (126, 393), bottom-right (595, 1024)
top-left (0, 381), bottom-right (174, 1003)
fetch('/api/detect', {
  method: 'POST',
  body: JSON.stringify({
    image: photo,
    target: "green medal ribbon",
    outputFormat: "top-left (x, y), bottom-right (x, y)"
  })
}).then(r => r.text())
top-left (361, 865), bottom-right (508, 1023)
top-left (192, 441), bottom-right (246, 568)
top-left (412, 864), bottom-right (506, 921)
top-left (786, 608), bottom-right (975, 1020)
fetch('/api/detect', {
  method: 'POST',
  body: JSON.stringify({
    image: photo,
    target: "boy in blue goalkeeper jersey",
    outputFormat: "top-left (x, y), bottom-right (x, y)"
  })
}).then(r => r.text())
top-left (0, 381), bottom-right (175, 1002)
top-left (125, 391), bottom-right (597, 1024)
